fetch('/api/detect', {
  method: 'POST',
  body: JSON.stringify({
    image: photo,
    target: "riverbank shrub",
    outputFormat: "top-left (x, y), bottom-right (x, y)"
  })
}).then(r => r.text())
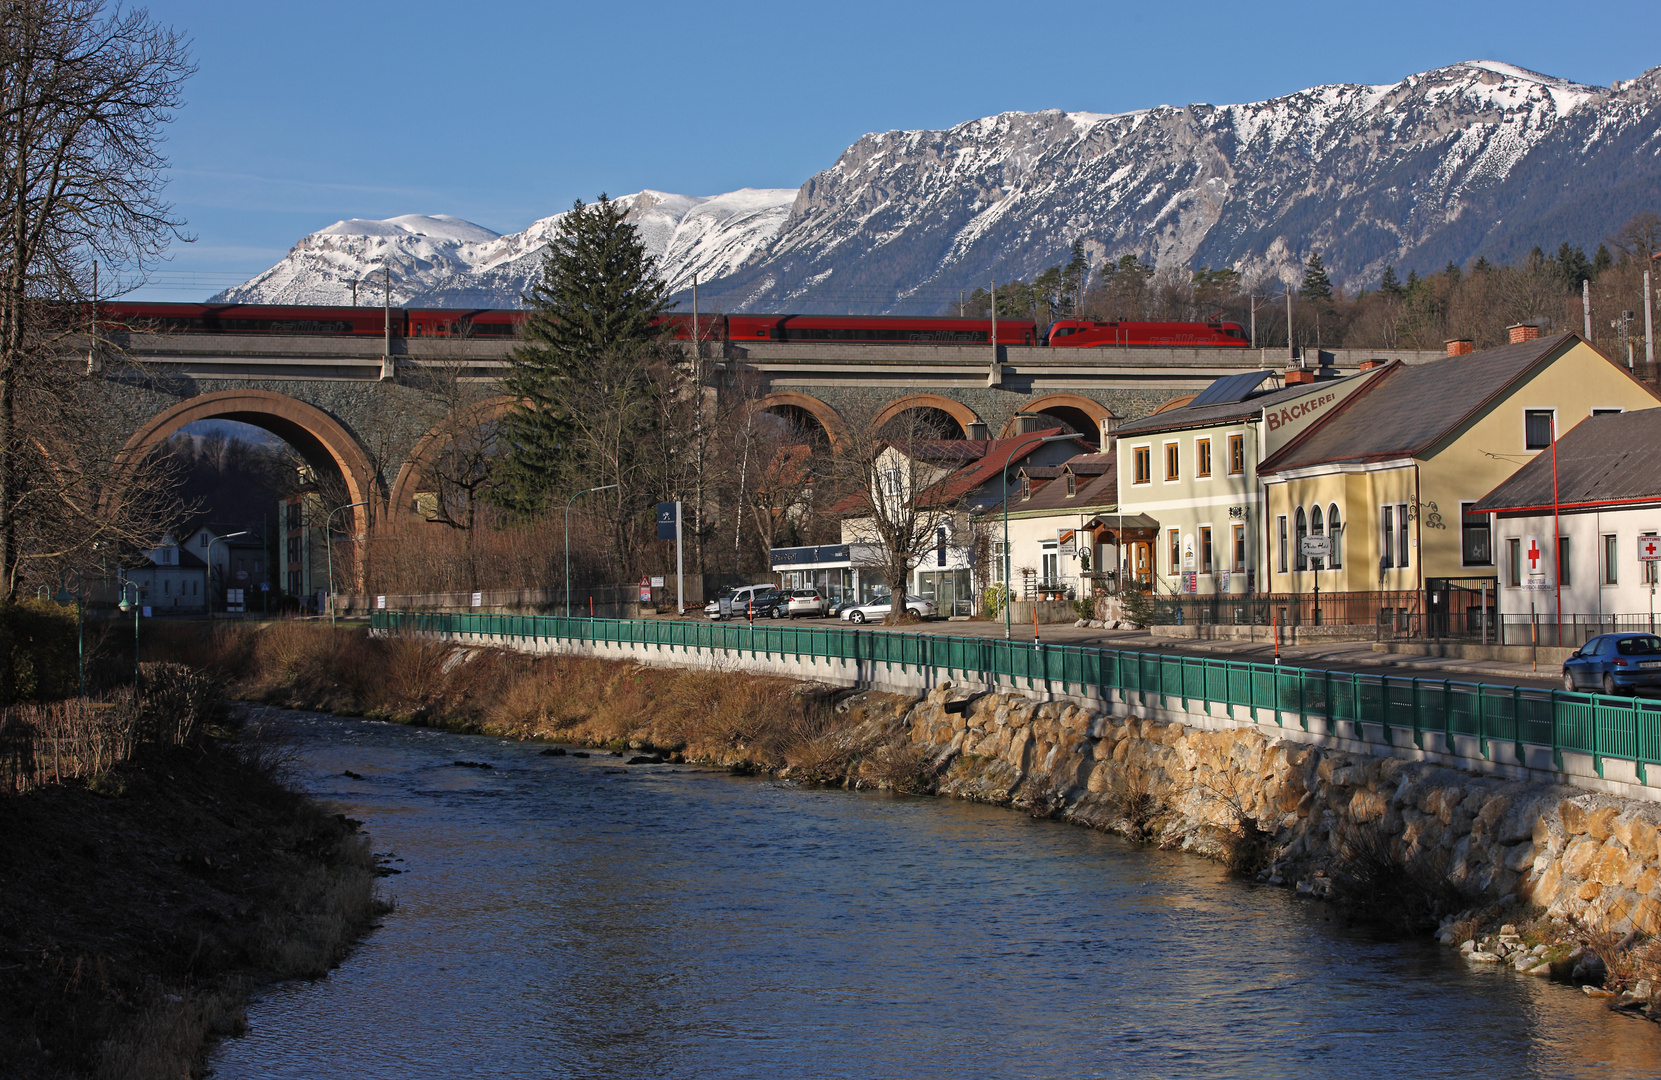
top-left (1326, 823), bottom-right (1474, 935)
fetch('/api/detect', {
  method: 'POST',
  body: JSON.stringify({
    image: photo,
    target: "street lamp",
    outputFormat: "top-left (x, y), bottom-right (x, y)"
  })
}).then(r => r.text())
top-left (117, 580), bottom-right (141, 684)
top-left (566, 484), bottom-right (619, 617)
top-left (325, 502), bottom-right (369, 628)
top-left (998, 433), bottom-right (1079, 640)
top-left (54, 570), bottom-right (85, 699)
top-left (206, 531), bottom-right (250, 620)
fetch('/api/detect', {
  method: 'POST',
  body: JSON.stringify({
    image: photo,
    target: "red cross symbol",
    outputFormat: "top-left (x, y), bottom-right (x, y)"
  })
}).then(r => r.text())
top-left (1526, 538), bottom-right (1542, 572)
top-left (1645, 539), bottom-right (1660, 559)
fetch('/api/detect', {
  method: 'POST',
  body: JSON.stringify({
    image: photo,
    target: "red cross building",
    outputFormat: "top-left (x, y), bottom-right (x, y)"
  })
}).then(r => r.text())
top-left (1525, 536), bottom-right (1543, 574)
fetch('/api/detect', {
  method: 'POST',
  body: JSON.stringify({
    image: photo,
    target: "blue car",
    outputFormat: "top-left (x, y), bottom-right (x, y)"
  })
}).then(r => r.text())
top-left (1562, 633), bottom-right (1661, 695)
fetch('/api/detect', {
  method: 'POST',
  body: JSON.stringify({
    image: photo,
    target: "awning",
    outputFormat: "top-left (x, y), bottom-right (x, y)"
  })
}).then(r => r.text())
top-left (1082, 513), bottom-right (1160, 536)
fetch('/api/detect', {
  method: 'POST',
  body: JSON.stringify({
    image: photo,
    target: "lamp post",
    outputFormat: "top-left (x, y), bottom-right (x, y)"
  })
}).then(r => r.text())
top-left (325, 502), bottom-right (368, 628)
top-left (206, 530), bottom-right (251, 620)
top-left (566, 484), bottom-right (619, 617)
top-left (998, 433), bottom-right (1078, 640)
top-left (117, 580), bottom-right (141, 684)
top-left (54, 570), bottom-right (85, 698)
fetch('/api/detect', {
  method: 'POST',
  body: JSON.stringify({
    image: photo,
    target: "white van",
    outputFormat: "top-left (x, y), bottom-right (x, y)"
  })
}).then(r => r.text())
top-left (704, 583), bottom-right (784, 620)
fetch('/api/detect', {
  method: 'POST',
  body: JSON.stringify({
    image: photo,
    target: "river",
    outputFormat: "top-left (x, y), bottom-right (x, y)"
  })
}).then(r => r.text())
top-left (208, 709), bottom-right (1661, 1079)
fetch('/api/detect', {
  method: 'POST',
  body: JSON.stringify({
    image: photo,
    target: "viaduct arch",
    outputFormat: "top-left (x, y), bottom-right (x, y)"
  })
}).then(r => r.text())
top-left (999, 393), bottom-right (1117, 445)
top-left (871, 394), bottom-right (983, 439)
top-left (388, 394), bottom-right (517, 528)
top-left (752, 391), bottom-right (848, 448)
top-left (120, 389), bottom-right (382, 535)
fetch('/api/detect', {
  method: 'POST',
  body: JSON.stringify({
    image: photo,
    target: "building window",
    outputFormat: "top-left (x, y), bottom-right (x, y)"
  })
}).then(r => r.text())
top-left (1398, 503), bottom-right (1410, 568)
top-left (1328, 504), bottom-right (1343, 568)
top-left (1065, 472), bottom-right (1076, 497)
top-left (1195, 438), bottom-right (1212, 478)
top-left (993, 541), bottom-right (1008, 584)
top-left (1164, 442), bottom-right (1180, 482)
top-left (1021, 476), bottom-right (1031, 500)
top-left (1199, 526), bottom-right (1213, 574)
top-left (199, 533), bottom-right (208, 548)
top-left (1604, 534), bottom-right (1619, 585)
top-left (1227, 433), bottom-right (1245, 475)
top-left (1041, 541), bottom-right (1059, 584)
top-left (1382, 504), bottom-right (1395, 570)
top-left (1169, 529), bottom-right (1181, 574)
top-left (1277, 515), bottom-right (1288, 574)
top-left (1592, 408), bottom-right (1624, 417)
top-left (1461, 503), bottom-right (1492, 566)
top-left (1558, 536), bottom-right (1572, 588)
top-left (1525, 409), bottom-right (1555, 450)
top-left (1310, 504), bottom-right (1325, 572)
top-left (1294, 506), bottom-right (1308, 571)
top-left (1232, 524), bottom-right (1246, 571)
top-left (1507, 537), bottom-right (1522, 586)
top-left (1133, 446), bottom-right (1151, 485)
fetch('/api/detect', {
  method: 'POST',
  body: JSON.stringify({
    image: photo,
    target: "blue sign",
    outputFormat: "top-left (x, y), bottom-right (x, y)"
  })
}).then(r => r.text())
top-left (770, 544), bottom-right (851, 568)
top-left (656, 502), bottom-right (677, 541)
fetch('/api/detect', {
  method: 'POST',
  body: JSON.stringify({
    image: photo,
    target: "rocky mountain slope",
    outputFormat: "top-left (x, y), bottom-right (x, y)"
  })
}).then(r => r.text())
top-left (219, 60), bottom-right (1661, 313)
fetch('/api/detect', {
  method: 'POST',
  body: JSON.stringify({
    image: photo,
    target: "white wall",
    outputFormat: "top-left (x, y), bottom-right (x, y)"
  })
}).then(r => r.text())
top-left (1492, 506), bottom-right (1661, 619)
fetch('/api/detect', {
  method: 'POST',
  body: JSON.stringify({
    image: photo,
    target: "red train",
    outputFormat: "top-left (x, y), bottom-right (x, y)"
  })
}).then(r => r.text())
top-left (89, 302), bottom-right (1247, 348)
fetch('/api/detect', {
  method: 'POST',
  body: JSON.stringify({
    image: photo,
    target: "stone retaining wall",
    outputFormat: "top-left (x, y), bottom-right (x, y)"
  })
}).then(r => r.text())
top-left (903, 686), bottom-right (1661, 937)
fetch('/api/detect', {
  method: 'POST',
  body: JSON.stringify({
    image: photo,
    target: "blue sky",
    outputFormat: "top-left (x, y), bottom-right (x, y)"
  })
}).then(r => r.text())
top-left (135, 0), bottom-right (1661, 301)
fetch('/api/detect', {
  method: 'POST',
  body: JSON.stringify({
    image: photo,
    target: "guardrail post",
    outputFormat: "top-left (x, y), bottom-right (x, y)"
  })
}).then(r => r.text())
top-left (1511, 686), bottom-right (1524, 766)
top-left (1593, 696), bottom-right (1604, 779)
top-left (1443, 679), bottom-right (1453, 756)
top-left (1636, 706), bottom-right (1648, 786)
top-left (1379, 675), bottom-right (1392, 748)
top-left (1323, 669), bottom-right (1334, 737)
top-left (1551, 689), bottom-right (1564, 772)
top-left (1411, 677), bottom-right (1424, 750)
top-left (1476, 684), bottom-right (1489, 761)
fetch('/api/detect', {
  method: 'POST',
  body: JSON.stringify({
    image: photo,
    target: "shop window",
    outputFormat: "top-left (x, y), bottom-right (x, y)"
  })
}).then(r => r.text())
top-left (1169, 529), bottom-right (1180, 574)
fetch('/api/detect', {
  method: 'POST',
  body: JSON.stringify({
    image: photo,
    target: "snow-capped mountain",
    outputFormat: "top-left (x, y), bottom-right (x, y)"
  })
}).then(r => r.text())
top-left (220, 60), bottom-right (1661, 313)
top-left (213, 189), bottom-right (795, 307)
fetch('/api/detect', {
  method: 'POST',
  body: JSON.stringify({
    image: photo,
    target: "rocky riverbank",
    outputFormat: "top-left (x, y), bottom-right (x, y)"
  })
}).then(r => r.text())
top-left (0, 707), bottom-right (389, 1079)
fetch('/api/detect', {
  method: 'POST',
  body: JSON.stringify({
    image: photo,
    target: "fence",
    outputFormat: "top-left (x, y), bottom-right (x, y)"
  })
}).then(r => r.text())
top-left (1385, 611), bottom-right (1661, 648)
top-left (373, 610), bottom-right (1661, 787)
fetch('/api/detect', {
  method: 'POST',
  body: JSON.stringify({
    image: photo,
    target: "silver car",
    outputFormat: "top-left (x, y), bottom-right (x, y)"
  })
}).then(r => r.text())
top-left (785, 589), bottom-right (829, 618)
top-left (839, 595), bottom-right (936, 623)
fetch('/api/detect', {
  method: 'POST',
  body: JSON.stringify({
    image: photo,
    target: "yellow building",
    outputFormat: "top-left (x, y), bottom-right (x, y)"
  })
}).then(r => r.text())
top-left (1257, 332), bottom-right (1661, 625)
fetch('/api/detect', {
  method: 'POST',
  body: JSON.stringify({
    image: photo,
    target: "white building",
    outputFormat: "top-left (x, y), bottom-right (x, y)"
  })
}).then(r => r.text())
top-left (1474, 409), bottom-right (1661, 645)
top-left (124, 531), bottom-right (209, 613)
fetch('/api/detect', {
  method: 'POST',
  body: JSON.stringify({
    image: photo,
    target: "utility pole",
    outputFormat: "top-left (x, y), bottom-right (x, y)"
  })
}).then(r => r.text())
top-left (350, 277), bottom-right (359, 307)
top-left (988, 279), bottom-right (999, 388)
top-left (87, 261), bottom-right (100, 375)
top-left (691, 273), bottom-right (705, 582)
top-left (1249, 289), bottom-right (1256, 349)
top-left (1645, 267), bottom-right (1655, 366)
top-left (381, 268), bottom-right (393, 381)
top-left (1285, 288), bottom-right (1295, 364)
top-left (1584, 278), bottom-right (1593, 340)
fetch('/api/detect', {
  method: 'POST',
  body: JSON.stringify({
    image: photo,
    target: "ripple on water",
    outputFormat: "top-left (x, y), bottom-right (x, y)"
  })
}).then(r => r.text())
top-left (210, 711), bottom-right (1661, 1080)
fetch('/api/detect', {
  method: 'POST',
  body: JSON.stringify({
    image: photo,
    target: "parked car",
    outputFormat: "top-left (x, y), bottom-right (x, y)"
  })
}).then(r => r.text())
top-left (785, 589), bottom-right (830, 618)
top-left (839, 595), bottom-right (936, 624)
top-left (1562, 632), bottom-right (1661, 694)
top-left (704, 584), bottom-right (784, 620)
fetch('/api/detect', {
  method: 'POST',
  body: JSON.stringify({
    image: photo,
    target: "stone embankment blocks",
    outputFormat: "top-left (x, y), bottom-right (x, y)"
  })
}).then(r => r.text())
top-left (902, 683), bottom-right (1661, 936)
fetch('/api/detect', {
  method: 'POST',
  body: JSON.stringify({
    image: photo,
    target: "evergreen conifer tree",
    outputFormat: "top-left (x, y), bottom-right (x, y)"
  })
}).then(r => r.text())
top-left (1300, 252), bottom-right (1333, 301)
top-left (1594, 243), bottom-right (1614, 276)
top-left (1379, 264), bottom-right (1404, 299)
top-left (492, 195), bottom-right (671, 514)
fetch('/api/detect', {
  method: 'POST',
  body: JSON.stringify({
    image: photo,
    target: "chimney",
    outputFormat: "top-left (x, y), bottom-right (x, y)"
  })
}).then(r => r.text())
top-left (1283, 366), bottom-right (1315, 385)
top-left (1508, 323), bottom-right (1541, 345)
top-left (1359, 358), bottom-right (1388, 372)
top-left (1444, 339), bottom-right (1473, 357)
top-left (964, 421), bottom-right (989, 440)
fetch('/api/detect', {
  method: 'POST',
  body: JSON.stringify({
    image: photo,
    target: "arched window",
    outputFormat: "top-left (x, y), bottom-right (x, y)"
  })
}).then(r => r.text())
top-left (1311, 504), bottom-right (1325, 571)
top-left (1294, 505), bottom-right (1308, 571)
top-left (1329, 504), bottom-right (1343, 568)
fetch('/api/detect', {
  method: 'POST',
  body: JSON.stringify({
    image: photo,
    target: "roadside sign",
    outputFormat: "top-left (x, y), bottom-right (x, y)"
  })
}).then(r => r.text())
top-left (1299, 536), bottom-right (1332, 559)
top-left (376, 595), bottom-right (386, 609)
top-left (639, 576), bottom-right (652, 602)
top-left (471, 591), bottom-right (482, 608)
top-left (650, 576), bottom-right (665, 588)
top-left (656, 502), bottom-right (677, 540)
top-left (259, 581), bottom-right (270, 592)
top-left (1640, 536), bottom-right (1661, 561)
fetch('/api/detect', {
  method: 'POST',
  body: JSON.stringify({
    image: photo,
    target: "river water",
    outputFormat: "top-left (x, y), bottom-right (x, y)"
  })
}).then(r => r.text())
top-left (209, 710), bottom-right (1661, 1079)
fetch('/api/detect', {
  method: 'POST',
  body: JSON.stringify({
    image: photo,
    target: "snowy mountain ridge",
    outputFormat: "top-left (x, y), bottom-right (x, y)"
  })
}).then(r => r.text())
top-left (218, 59), bottom-right (1661, 313)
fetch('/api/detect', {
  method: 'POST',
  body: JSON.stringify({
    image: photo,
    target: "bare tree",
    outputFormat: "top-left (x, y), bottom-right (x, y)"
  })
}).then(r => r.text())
top-left (0, 0), bottom-right (193, 596)
top-left (832, 405), bottom-right (966, 622)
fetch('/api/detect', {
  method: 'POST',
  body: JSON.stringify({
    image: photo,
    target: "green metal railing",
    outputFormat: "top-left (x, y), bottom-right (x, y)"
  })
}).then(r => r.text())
top-left (370, 610), bottom-right (1659, 785)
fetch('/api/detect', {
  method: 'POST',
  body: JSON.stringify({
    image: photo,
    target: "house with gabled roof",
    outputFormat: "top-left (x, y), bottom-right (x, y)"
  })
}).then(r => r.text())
top-left (977, 452), bottom-right (1146, 600)
top-left (1257, 330), bottom-right (1661, 628)
top-left (1473, 409), bottom-right (1661, 645)
top-left (1112, 359), bottom-right (1383, 596)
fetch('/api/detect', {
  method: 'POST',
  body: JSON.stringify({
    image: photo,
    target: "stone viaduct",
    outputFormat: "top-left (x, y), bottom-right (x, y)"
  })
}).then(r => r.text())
top-left (94, 329), bottom-right (1443, 537)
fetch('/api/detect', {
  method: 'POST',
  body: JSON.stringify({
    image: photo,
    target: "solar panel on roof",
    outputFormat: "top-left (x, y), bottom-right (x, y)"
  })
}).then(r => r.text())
top-left (1187, 370), bottom-right (1276, 409)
